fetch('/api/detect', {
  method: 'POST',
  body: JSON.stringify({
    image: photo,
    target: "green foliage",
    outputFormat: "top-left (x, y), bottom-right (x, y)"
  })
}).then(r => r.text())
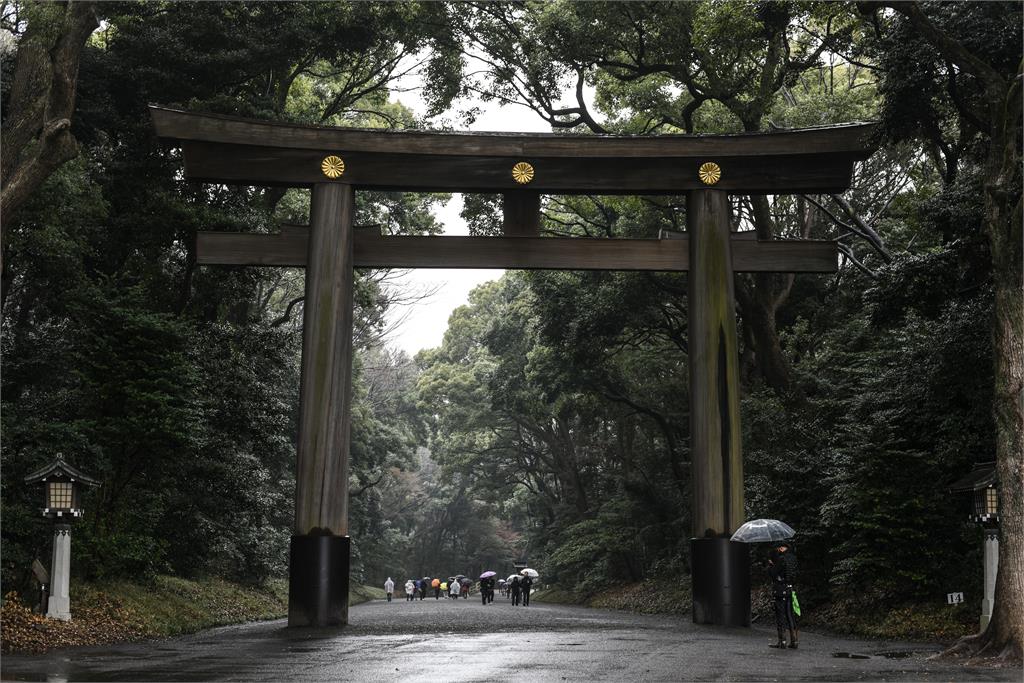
top-left (413, 2), bottom-right (1002, 621)
top-left (447, 1), bottom-right (862, 133)
top-left (870, 3), bottom-right (1021, 148)
top-left (1, 1), bottom-right (459, 592)
top-left (543, 497), bottom-right (665, 593)
top-left (817, 288), bottom-right (992, 600)
top-left (417, 273), bottom-right (690, 588)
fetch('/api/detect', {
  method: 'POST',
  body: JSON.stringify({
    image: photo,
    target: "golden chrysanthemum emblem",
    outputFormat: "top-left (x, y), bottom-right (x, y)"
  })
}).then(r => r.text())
top-left (321, 155), bottom-right (346, 179)
top-left (511, 161), bottom-right (535, 184)
top-left (698, 161), bottom-right (721, 185)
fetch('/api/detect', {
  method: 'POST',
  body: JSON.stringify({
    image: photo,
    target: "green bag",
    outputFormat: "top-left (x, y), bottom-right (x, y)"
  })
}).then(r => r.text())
top-left (791, 590), bottom-right (801, 617)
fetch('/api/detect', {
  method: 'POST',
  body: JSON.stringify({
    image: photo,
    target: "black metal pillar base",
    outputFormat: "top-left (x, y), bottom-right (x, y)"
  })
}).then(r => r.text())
top-left (691, 537), bottom-right (750, 626)
top-left (288, 534), bottom-right (350, 627)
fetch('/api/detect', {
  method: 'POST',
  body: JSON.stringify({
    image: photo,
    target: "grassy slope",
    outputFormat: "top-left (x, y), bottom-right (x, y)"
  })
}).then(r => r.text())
top-left (533, 580), bottom-right (977, 643)
top-left (532, 578), bottom-right (692, 615)
top-left (1, 576), bottom-right (387, 654)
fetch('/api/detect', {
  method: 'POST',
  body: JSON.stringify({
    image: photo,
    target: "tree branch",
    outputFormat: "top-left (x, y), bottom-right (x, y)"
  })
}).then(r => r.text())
top-left (271, 296), bottom-right (304, 327)
top-left (801, 193), bottom-right (892, 262)
top-left (829, 193), bottom-right (892, 261)
top-left (1, 1), bottom-right (98, 227)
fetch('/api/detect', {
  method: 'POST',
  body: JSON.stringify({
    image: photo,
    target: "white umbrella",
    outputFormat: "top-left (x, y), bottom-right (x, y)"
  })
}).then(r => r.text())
top-left (520, 567), bottom-right (539, 578)
top-left (730, 519), bottom-right (796, 543)
top-left (506, 574), bottom-right (520, 583)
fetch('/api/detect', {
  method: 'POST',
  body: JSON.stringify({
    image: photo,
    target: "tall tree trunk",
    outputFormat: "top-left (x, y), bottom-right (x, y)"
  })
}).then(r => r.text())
top-left (949, 77), bottom-right (1024, 658)
top-left (735, 277), bottom-right (792, 393)
top-left (0, 2), bottom-right (98, 241)
top-left (735, 195), bottom-right (796, 393)
top-left (981, 62), bottom-right (1023, 660)
top-left (870, 1), bottom-right (1024, 659)
top-left (987, 196), bottom-right (1024, 660)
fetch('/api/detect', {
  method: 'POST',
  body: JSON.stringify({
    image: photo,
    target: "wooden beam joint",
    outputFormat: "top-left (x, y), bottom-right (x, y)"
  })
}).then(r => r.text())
top-left (503, 192), bottom-right (540, 236)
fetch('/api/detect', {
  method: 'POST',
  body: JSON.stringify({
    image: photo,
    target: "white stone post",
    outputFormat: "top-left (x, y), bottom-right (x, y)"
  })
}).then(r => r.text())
top-left (47, 524), bottom-right (72, 621)
top-left (980, 529), bottom-right (998, 631)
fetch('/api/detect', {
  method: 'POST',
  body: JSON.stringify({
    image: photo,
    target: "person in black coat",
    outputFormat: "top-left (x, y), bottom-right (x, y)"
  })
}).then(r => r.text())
top-left (520, 575), bottom-right (533, 606)
top-left (509, 576), bottom-right (522, 606)
top-left (767, 541), bottom-right (799, 649)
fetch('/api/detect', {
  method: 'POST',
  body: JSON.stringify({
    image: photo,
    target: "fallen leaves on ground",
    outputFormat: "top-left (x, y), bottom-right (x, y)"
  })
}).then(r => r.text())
top-left (1, 591), bottom-right (151, 654)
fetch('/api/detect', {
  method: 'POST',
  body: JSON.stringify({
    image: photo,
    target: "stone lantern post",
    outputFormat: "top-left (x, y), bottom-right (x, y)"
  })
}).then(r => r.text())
top-left (23, 456), bottom-right (99, 621)
top-left (949, 461), bottom-right (999, 631)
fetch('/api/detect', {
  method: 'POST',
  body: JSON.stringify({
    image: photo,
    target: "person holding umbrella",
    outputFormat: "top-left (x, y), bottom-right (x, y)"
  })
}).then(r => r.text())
top-left (520, 568), bottom-right (538, 606)
top-left (730, 519), bottom-right (799, 649)
top-left (509, 575), bottom-right (522, 606)
top-left (480, 571), bottom-right (497, 604)
top-left (767, 540), bottom-right (799, 649)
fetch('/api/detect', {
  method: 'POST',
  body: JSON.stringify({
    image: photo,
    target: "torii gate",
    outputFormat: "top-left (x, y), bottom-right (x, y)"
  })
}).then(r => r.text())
top-left (151, 106), bottom-right (875, 628)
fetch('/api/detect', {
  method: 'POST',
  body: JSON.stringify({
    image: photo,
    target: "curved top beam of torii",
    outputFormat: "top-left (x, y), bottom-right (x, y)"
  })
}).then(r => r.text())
top-left (150, 106), bottom-right (876, 195)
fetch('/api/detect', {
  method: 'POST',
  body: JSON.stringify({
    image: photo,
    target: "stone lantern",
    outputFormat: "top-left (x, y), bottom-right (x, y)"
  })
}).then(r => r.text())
top-left (949, 461), bottom-right (999, 631)
top-left (24, 456), bottom-right (99, 621)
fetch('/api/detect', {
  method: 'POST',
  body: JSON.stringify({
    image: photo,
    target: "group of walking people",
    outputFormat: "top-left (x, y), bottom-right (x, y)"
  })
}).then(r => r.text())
top-left (499, 574), bottom-right (533, 606)
top-left (390, 576), bottom-right (476, 601)
top-left (382, 571), bottom-right (534, 607)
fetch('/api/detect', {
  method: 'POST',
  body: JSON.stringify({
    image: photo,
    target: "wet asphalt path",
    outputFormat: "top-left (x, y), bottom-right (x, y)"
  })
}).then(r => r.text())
top-left (2, 596), bottom-right (1018, 682)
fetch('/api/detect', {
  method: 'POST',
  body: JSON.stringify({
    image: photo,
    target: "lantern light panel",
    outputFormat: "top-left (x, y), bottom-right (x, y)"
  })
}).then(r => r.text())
top-left (973, 486), bottom-right (999, 524)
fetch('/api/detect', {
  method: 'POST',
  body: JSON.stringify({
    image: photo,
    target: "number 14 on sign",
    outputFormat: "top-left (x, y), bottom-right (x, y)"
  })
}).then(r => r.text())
top-left (947, 592), bottom-right (964, 604)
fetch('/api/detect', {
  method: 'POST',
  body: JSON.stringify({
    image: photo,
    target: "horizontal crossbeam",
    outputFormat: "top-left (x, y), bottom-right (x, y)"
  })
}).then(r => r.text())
top-left (151, 107), bottom-right (876, 195)
top-left (195, 231), bottom-right (838, 273)
top-left (179, 144), bottom-right (859, 194)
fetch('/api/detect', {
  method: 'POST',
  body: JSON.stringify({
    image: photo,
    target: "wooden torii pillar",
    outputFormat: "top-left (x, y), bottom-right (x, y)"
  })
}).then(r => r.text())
top-left (151, 107), bottom-right (875, 627)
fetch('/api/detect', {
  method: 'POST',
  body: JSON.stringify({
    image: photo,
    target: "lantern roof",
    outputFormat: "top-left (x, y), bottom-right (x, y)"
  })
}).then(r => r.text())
top-left (948, 461), bottom-right (996, 493)
top-left (24, 457), bottom-right (100, 486)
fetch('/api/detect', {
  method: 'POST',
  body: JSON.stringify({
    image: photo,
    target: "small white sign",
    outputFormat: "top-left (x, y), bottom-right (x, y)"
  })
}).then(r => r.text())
top-left (947, 592), bottom-right (964, 604)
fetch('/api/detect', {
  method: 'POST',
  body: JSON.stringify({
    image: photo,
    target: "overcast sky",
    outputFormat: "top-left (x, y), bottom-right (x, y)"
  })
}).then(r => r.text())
top-left (380, 72), bottom-right (557, 357)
